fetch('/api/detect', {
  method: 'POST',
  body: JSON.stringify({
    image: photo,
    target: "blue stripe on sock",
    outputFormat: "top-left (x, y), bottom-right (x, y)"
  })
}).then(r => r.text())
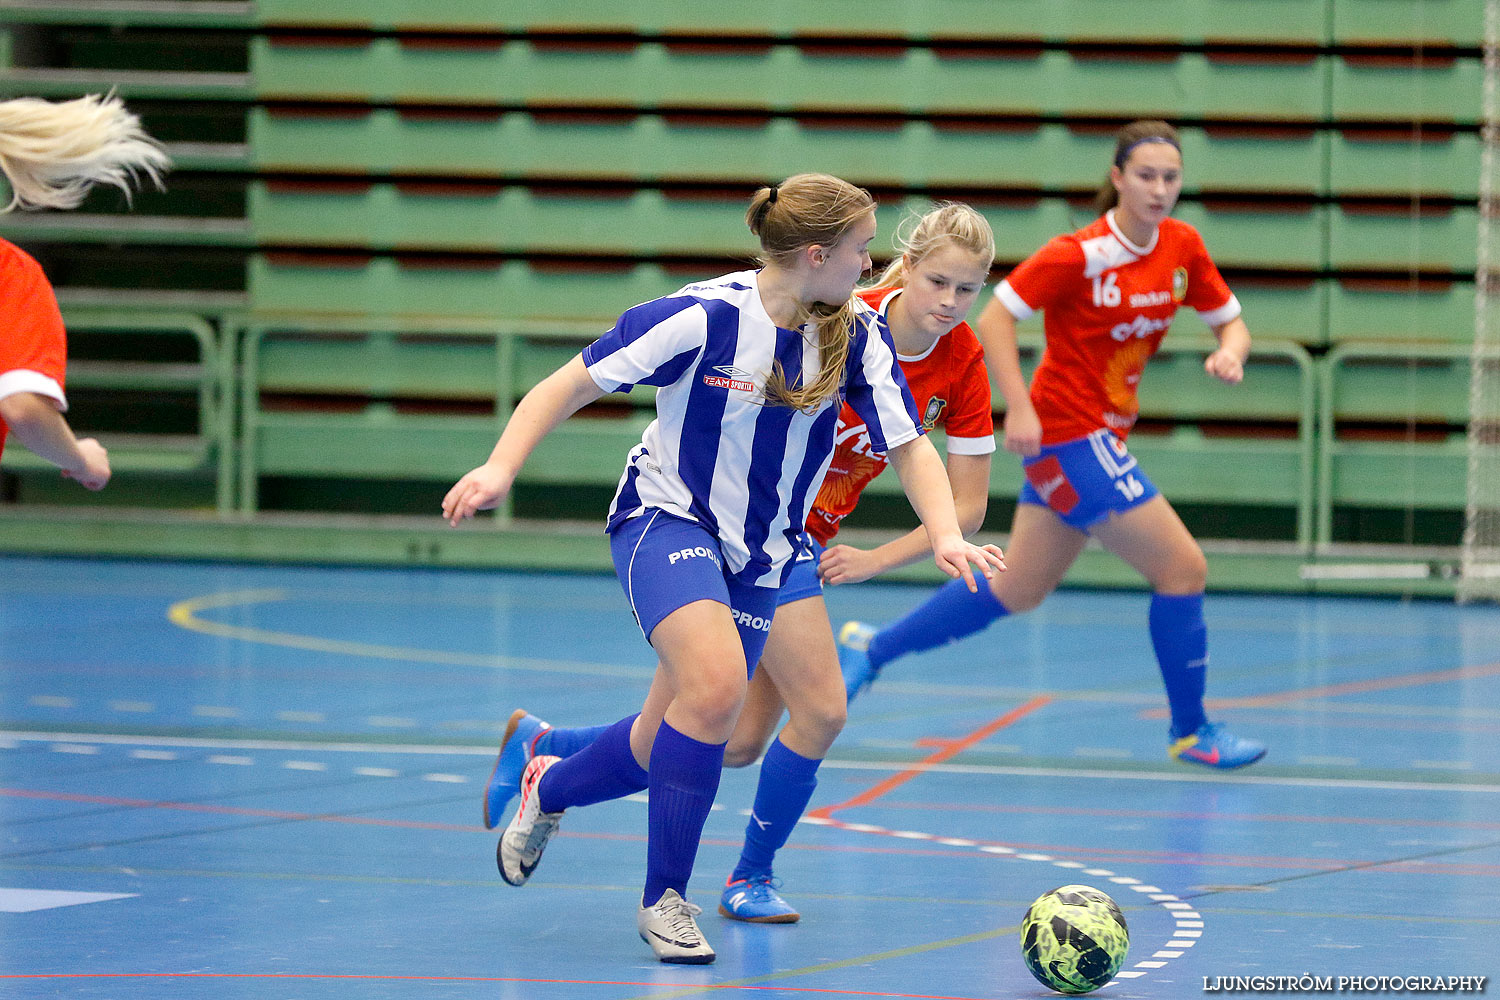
top-left (867, 577), bottom-right (1007, 669)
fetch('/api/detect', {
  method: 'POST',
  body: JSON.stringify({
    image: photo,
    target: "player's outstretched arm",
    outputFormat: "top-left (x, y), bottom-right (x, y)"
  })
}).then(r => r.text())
top-left (0, 391), bottom-right (110, 490)
top-left (819, 451), bottom-right (992, 585)
top-left (974, 298), bottom-right (1041, 456)
top-left (442, 355), bottom-right (603, 525)
top-left (886, 435), bottom-right (1005, 591)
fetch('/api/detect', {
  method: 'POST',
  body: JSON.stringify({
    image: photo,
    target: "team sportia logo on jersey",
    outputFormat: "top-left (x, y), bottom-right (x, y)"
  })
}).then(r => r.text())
top-left (703, 365), bottom-right (756, 393)
top-left (921, 396), bottom-right (948, 430)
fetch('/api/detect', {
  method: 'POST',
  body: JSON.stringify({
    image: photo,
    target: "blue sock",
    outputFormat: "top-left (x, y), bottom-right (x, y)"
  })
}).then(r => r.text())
top-left (1149, 593), bottom-right (1209, 739)
top-left (731, 736), bottom-right (820, 882)
top-left (536, 713), bottom-right (648, 814)
top-left (536, 723), bottom-right (610, 758)
top-left (643, 721), bottom-right (725, 908)
top-left (867, 577), bottom-right (1008, 669)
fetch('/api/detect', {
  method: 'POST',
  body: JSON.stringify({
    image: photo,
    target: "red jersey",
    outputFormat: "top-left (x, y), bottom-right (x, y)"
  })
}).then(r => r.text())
top-left (805, 286), bottom-right (995, 545)
top-left (0, 238), bottom-right (68, 461)
top-left (996, 212), bottom-right (1239, 446)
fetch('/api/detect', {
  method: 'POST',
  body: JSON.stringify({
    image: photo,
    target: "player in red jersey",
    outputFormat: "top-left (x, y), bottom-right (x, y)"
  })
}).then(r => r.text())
top-left (483, 203), bottom-right (1003, 925)
top-left (0, 95), bottom-right (168, 488)
top-left (840, 121), bottom-right (1267, 771)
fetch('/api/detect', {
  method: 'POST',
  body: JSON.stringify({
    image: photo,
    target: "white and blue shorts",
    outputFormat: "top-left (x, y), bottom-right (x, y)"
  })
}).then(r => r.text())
top-left (1017, 428), bottom-right (1160, 531)
top-left (608, 508), bottom-right (780, 671)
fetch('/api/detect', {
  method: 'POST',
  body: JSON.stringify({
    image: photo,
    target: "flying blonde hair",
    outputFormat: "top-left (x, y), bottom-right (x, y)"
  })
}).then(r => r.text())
top-left (0, 93), bottom-right (169, 213)
top-left (866, 202), bottom-right (995, 292)
top-left (745, 172), bottom-right (876, 412)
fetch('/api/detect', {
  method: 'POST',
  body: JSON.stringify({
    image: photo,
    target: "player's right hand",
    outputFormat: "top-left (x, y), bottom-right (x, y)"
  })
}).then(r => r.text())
top-left (62, 438), bottom-right (111, 491)
top-left (1002, 407), bottom-right (1043, 457)
top-left (442, 463), bottom-right (513, 526)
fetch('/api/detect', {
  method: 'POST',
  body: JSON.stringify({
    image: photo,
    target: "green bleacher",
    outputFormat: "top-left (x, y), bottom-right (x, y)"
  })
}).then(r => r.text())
top-left (0, 1), bottom-right (1484, 594)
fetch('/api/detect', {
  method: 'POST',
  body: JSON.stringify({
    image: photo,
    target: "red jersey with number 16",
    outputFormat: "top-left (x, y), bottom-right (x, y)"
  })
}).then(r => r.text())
top-left (994, 212), bottom-right (1240, 446)
top-left (804, 286), bottom-right (995, 545)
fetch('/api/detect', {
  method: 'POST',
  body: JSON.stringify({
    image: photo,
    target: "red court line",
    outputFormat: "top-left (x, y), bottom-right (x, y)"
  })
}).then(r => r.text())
top-left (13, 785), bottom-right (1487, 877)
top-left (1140, 659), bottom-right (1500, 718)
top-left (808, 694), bottom-right (1052, 820)
top-left (0, 973), bottom-right (991, 998)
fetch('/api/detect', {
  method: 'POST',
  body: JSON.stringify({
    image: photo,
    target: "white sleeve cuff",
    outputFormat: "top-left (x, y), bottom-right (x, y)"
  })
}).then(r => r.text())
top-left (1198, 294), bottom-right (1242, 329)
top-left (0, 369), bottom-right (66, 411)
top-left (994, 281), bottom-right (1035, 322)
top-left (942, 434), bottom-right (997, 456)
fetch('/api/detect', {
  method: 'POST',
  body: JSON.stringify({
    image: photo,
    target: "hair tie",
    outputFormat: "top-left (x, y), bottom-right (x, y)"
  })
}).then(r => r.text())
top-left (1115, 135), bottom-right (1180, 168)
top-left (766, 185), bottom-right (779, 205)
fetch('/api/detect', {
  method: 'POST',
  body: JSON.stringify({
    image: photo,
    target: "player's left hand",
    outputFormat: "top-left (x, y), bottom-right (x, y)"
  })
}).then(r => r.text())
top-left (818, 544), bottom-right (883, 586)
top-left (1204, 348), bottom-right (1245, 384)
top-left (932, 536), bottom-right (1006, 593)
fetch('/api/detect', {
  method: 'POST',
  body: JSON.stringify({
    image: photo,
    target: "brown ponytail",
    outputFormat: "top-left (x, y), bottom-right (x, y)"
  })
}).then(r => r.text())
top-left (746, 173), bottom-right (876, 412)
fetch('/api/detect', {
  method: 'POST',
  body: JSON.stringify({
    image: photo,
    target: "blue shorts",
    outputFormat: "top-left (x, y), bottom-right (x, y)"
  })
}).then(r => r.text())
top-left (608, 508), bottom-right (780, 671)
top-left (1017, 428), bottom-right (1159, 531)
top-left (776, 537), bottom-right (825, 607)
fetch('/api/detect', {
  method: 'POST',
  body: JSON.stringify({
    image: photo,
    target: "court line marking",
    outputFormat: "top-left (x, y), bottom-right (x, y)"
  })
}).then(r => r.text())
top-left (8, 784), bottom-right (1492, 877)
top-left (4, 730), bottom-right (1496, 792)
top-left (166, 590), bottom-right (653, 679)
top-left (796, 698), bottom-right (1181, 996)
top-left (808, 696), bottom-right (1053, 820)
top-left (0, 972), bottom-right (998, 998)
top-left (1140, 659), bottom-right (1500, 718)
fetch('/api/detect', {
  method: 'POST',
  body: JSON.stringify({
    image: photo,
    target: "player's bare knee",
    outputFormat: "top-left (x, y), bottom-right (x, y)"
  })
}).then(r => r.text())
top-left (676, 675), bottom-right (745, 736)
top-left (721, 740), bottom-right (764, 769)
top-left (999, 585), bottom-right (1046, 614)
top-left (804, 696), bottom-right (846, 745)
top-left (1155, 547), bottom-right (1207, 594)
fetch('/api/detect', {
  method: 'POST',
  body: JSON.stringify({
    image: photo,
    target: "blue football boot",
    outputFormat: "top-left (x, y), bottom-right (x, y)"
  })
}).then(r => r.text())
top-left (1168, 721), bottom-right (1266, 770)
top-left (483, 709), bottom-right (551, 829)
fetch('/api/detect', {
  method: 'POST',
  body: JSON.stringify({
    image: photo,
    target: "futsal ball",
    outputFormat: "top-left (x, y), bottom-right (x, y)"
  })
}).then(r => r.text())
top-left (1020, 884), bottom-right (1130, 995)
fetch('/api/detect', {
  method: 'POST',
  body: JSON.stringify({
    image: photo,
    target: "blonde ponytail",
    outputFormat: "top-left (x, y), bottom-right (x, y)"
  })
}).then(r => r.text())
top-left (0, 93), bottom-right (169, 212)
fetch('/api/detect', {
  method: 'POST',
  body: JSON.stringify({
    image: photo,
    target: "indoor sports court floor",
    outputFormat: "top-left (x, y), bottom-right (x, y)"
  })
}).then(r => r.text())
top-left (2, 553), bottom-right (1497, 998)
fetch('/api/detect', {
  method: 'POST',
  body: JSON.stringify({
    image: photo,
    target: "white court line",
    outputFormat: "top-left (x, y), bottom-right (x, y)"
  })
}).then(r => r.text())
top-left (5, 730), bottom-right (1494, 793)
top-left (814, 814), bottom-right (1195, 994)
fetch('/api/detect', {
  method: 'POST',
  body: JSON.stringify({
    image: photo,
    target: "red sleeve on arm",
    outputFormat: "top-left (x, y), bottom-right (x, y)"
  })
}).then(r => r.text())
top-left (941, 331), bottom-right (996, 442)
top-left (1002, 236), bottom-right (1085, 316)
top-left (0, 241), bottom-right (68, 388)
top-left (1182, 228), bottom-right (1234, 314)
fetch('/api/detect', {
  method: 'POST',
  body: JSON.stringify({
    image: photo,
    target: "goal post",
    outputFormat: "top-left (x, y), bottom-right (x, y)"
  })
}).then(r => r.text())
top-left (1463, 0), bottom-right (1500, 601)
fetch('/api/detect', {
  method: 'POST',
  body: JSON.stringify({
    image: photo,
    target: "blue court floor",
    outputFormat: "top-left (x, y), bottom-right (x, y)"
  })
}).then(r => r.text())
top-left (1, 553), bottom-right (1498, 998)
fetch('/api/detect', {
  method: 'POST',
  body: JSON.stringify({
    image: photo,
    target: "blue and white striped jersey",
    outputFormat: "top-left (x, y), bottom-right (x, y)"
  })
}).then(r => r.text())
top-left (581, 269), bottom-right (923, 588)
